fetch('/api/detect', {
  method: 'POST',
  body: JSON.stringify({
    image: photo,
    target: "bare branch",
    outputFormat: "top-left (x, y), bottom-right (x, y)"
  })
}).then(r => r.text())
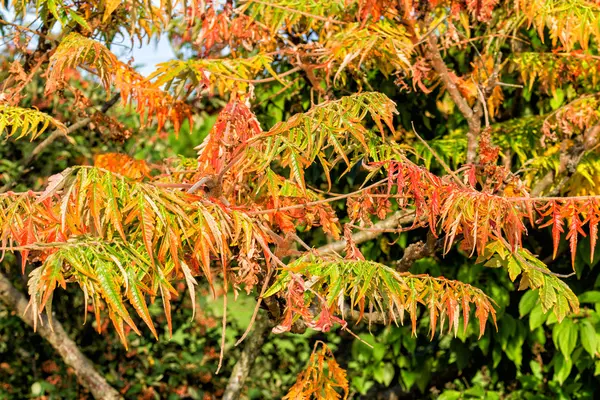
top-left (395, 231), bottom-right (438, 272)
top-left (222, 313), bottom-right (272, 400)
top-left (425, 34), bottom-right (480, 164)
top-left (0, 271), bottom-right (121, 400)
top-left (247, 179), bottom-right (388, 215)
top-left (317, 210), bottom-right (416, 255)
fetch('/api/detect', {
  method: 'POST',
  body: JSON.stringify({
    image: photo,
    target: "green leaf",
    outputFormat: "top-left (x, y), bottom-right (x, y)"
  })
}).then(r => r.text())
top-left (464, 385), bottom-right (485, 397)
top-left (553, 353), bottom-right (573, 385)
top-left (505, 333), bottom-right (525, 369)
top-left (438, 391), bottom-right (462, 400)
top-left (125, 268), bottom-right (158, 339)
top-left (552, 291), bottom-right (571, 323)
top-left (580, 320), bottom-right (598, 357)
top-left (264, 277), bottom-right (288, 298)
top-left (555, 319), bottom-right (578, 360)
top-left (0, 105), bottom-right (66, 140)
top-left (539, 277), bottom-right (557, 312)
top-left (520, 290), bottom-right (539, 318)
top-left (546, 311), bottom-right (559, 325)
top-left (529, 303), bottom-right (547, 331)
top-left (373, 362), bottom-right (395, 386)
top-left (46, 0), bottom-right (62, 24)
top-left (372, 343), bottom-right (386, 362)
top-left (96, 261), bottom-right (140, 339)
top-left (400, 369), bottom-right (419, 390)
top-left (68, 9), bottom-right (91, 31)
top-left (579, 291), bottom-right (600, 303)
top-left (483, 245), bottom-right (579, 321)
top-left (507, 257), bottom-right (521, 281)
top-left (351, 375), bottom-right (373, 395)
top-left (288, 150), bottom-right (305, 191)
top-left (549, 88), bottom-right (565, 110)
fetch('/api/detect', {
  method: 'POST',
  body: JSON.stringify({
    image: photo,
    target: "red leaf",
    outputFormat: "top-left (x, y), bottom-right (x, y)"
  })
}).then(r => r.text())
top-left (539, 201), bottom-right (564, 259)
top-left (586, 200), bottom-right (599, 263)
top-left (18, 217), bottom-right (37, 273)
top-left (475, 300), bottom-right (489, 339)
top-left (565, 200), bottom-right (586, 269)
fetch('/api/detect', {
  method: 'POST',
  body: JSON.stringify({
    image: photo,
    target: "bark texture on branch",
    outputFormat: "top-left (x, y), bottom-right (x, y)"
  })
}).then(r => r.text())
top-left (425, 34), bottom-right (481, 164)
top-left (317, 211), bottom-right (415, 255)
top-left (396, 231), bottom-right (438, 272)
top-left (222, 313), bottom-right (271, 400)
top-left (531, 125), bottom-right (600, 196)
top-left (0, 271), bottom-right (121, 400)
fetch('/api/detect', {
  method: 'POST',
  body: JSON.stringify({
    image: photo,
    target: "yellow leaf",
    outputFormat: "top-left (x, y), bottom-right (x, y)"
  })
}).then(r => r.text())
top-left (102, 0), bottom-right (121, 22)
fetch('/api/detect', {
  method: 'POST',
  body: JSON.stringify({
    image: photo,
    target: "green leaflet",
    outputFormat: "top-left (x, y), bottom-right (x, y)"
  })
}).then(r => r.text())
top-left (0, 105), bottom-right (66, 141)
top-left (251, 92), bottom-right (399, 188)
top-left (96, 260), bottom-right (140, 335)
top-left (480, 242), bottom-right (579, 322)
top-left (288, 150), bottom-right (306, 191)
top-left (147, 55), bottom-right (276, 96)
top-left (126, 268), bottom-right (158, 339)
top-left (137, 194), bottom-right (156, 267)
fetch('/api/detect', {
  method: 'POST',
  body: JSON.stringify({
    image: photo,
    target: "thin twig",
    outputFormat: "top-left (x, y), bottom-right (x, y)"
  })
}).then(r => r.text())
top-left (317, 210), bottom-right (416, 255)
top-left (246, 178), bottom-right (388, 215)
top-left (413, 15), bottom-right (449, 47)
top-left (496, 82), bottom-right (523, 89)
top-left (0, 18), bottom-right (56, 42)
top-left (247, 0), bottom-right (345, 24)
top-left (210, 66), bottom-right (301, 84)
top-left (411, 122), bottom-right (467, 188)
top-left (476, 83), bottom-right (490, 128)
top-left (0, 93), bottom-right (121, 193)
top-left (216, 294), bottom-right (227, 374)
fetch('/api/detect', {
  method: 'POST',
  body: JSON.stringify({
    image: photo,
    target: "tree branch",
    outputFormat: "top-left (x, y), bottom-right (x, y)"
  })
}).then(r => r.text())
top-left (317, 210), bottom-right (416, 255)
top-left (395, 231), bottom-right (437, 272)
top-left (0, 271), bottom-right (121, 400)
top-left (247, 179), bottom-right (387, 215)
top-left (222, 313), bottom-right (272, 400)
top-left (0, 18), bottom-right (55, 42)
top-left (346, 309), bottom-right (389, 325)
top-left (222, 211), bottom-right (419, 398)
top-left (0, 93), bottom-right (121, 193)
top-left (531, 125), bottom-right (600, 196)
top-left (425, 34), bottom-right (480, 164)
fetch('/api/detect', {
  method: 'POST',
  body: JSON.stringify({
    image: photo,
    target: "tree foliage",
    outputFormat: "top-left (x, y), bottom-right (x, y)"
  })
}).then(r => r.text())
top-left (1, 0), bottom-right (600, 398)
